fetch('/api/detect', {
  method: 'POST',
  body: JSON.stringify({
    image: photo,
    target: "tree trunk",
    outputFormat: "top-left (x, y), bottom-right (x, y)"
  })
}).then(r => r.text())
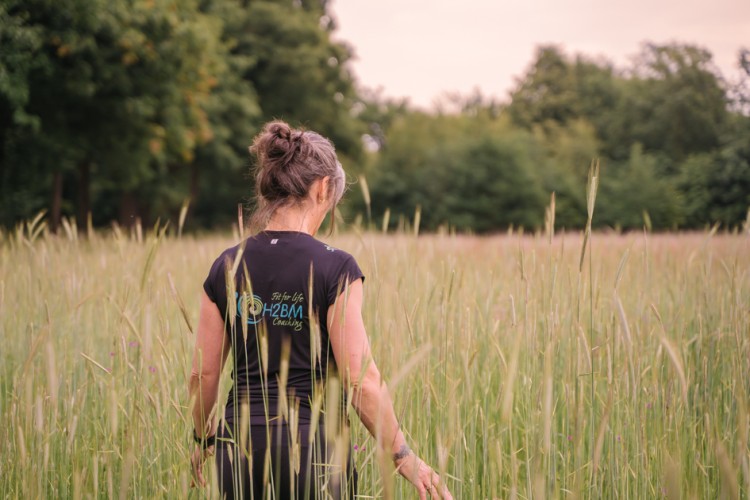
top-left (50, 171), bottom-right (63, 233)
top-left (190, 163), bottom-right (200, 202)
top-left (76, 160), bottom-right (91, 231)
top-left (119, 191), bottom-right (138, 228)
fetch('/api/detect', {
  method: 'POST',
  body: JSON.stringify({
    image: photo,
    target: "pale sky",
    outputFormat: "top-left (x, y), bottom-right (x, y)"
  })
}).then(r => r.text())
top-left (331, 0), bottom-right (750, 109)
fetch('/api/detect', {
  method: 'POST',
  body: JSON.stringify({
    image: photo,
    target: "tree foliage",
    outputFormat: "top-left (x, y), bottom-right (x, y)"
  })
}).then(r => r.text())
top-left (364, 111), bottom-right (547, 232)
top-left (0, 0), bottom-right (360, 230)
top-left (616, 43), bottom-right (729, 163)
top-left (680, 128), bottom-right (750, 228)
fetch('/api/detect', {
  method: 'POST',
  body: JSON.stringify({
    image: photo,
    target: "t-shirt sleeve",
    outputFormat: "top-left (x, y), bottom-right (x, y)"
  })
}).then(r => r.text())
top-left (327, 254), bottom-right (365, 305)
top-left (203, 253), bottom-right (227, 305)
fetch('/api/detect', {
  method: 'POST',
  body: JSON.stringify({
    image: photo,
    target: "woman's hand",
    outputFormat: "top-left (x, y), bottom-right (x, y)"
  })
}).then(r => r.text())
top-left (190, 444), bottom-right (215, 488)
top-left (395, 452), bottom-right (452, 500)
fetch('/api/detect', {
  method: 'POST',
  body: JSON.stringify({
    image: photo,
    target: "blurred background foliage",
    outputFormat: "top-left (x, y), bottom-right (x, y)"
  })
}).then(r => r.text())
top-left (1, 0), bottom-right (748, 232)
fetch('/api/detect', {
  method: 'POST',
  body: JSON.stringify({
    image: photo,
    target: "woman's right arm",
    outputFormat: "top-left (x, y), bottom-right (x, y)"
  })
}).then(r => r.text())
top-left (327, 279), bottom-right (452, 500)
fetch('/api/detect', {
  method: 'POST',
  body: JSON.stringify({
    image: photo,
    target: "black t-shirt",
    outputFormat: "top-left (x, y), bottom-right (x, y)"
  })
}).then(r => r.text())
top-left (203, 230), bottom-right (364, 427)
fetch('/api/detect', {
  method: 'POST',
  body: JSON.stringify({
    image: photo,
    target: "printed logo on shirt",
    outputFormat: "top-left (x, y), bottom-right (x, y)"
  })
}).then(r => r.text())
top-left (324, 244), bottom-right (336, 252)
top-left (271, 239), bottom-right (278, 245)
top-left (235, 291), bottom-right (305, 331)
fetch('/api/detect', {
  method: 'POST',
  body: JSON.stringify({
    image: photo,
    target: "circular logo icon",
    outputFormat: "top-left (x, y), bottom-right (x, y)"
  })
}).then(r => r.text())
top-left (237, 293), bottom-right (264, 324)
top-left (248, 295), bottom-right (263, 317)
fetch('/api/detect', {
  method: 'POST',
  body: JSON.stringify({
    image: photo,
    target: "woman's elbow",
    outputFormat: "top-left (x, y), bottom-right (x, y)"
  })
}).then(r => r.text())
top-left (189, 369), bottom-right (219, 395)
top-left (350, 364), bottom-right (383, 396)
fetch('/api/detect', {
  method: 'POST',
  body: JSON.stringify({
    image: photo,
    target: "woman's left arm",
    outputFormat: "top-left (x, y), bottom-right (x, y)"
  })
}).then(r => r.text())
top-left (188, 291), bottom-right (230, 486)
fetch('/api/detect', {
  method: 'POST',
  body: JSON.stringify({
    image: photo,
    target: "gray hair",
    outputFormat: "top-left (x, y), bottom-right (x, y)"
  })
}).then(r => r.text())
top-left (249, 120), bottom-right (346, 232)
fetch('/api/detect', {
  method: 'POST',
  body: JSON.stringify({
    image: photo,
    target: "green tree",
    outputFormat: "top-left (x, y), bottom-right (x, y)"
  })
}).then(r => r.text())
top-left (532, 119), bottom-right (599, 229)
top-left (507, 45), bottom-right (578, 127)
top-left (597, 144), bottom-right (684, 230)
top-left (241, 0), bottom-right (363, 164)
top-left (189, 0), bottom-right (364, 227)
top-left (680, 127), bottom-right (750, 228)
top-left (366, 111), bottom-right (478, 225)
top-left (422, 134), bottom-right (546, 232)
top-left (728, 47), bottom-right (749, 115)
top-left (181, 0), bottom-right (262, 228)
top-left (610, 43), bottom-right (729, 163)
top-left (507, 45), bottom-right (619, 138)
top-left (0, 1), bottom-right (51, 226)
top-left (0, 0), bottom-right (230, 229)
top-left (365, 111), bottom-right (547, 232)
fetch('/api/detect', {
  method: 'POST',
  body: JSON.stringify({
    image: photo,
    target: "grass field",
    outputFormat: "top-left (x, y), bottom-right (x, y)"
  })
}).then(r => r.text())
top-left (1, 216), bottom-right (748, 498)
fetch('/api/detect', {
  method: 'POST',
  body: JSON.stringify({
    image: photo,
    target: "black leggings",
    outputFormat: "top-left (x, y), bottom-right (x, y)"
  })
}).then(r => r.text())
top-left (215, 423), bottom-right (357, 500)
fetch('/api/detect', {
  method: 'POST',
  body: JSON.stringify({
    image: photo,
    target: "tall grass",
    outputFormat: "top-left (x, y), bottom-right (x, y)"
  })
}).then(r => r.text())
top-left (0, 215), bottom-right (748, 498)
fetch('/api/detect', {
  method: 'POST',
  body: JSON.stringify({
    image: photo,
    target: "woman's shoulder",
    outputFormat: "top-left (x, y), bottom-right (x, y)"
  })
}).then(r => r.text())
top-left (309, 238), bottom-right (358, 264)
top-left (203, 241), bottom-right (247, 303)
top-left (309, 239), bottom-right (364, 284)
top-left (210, 241), bottom-right (244, 265)
top-left (205, 239), bottom-right (255, 282)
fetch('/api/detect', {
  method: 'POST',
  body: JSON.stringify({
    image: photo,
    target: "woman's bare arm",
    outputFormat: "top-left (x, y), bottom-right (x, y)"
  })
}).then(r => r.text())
top-left (189, 291), bottom-right (231, 438)
top-left (327, 279), bottom-right (407, 456)
top-left (327, 279), bottom-right (452, 500)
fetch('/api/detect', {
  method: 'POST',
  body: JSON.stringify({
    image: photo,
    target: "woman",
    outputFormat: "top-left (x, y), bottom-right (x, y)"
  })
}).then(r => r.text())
top-left (189, 121), bottom-right (452, 499)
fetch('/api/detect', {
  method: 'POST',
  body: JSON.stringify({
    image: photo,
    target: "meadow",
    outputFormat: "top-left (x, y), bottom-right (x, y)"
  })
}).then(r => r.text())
top-left (0, 215), bottom-right (748, 498)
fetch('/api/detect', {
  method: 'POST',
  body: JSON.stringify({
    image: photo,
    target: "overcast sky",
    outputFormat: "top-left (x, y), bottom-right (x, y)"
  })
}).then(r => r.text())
top-left (331, 0), bottom-right (750, 109)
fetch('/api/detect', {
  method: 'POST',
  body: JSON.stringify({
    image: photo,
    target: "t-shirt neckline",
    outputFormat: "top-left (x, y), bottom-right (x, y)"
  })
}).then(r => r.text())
top-left (260, 230), bottom-right (313, 238)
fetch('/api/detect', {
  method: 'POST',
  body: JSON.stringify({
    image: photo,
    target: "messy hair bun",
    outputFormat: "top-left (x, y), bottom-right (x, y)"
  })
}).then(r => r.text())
top-left (249, 120), bottom-right (346, 231)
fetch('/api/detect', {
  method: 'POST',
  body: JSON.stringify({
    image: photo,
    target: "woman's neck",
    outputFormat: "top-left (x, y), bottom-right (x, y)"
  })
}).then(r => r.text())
top-left (265, 205), bottom-right (320, 235)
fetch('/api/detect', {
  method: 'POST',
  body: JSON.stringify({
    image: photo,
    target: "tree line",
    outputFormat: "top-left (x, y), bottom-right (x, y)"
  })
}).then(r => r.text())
top-left (359, 44), bottom-right (750, 232)
top-left (1, 0), bottom-right (748, 232)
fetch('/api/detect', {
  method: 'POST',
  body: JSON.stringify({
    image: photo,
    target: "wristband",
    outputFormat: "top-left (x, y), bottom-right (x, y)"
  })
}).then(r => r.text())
top-left (393, 444), bottom-right (412, 462)
top-left (193, 429), bottom-right (216, 449)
